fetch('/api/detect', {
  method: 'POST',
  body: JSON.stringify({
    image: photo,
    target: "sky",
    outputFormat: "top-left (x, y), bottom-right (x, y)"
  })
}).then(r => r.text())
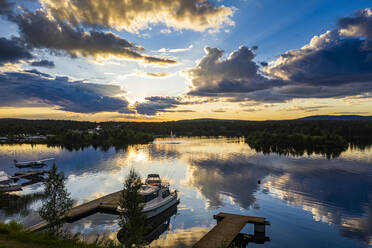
top-left (0, 0), bottom-right (372, 121)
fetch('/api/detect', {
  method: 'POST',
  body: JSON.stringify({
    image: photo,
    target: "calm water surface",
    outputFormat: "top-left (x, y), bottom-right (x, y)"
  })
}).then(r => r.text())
top-left (0, 137), bottom-right (371, 247)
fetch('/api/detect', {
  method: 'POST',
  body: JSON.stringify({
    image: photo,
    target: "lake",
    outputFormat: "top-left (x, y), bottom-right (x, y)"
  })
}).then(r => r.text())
top-left (0, 137), bottom-right (371, 247)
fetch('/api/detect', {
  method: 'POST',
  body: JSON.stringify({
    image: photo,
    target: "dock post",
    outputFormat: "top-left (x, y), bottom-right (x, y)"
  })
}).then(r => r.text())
top-left (254, 223), bottom-right (266, 236)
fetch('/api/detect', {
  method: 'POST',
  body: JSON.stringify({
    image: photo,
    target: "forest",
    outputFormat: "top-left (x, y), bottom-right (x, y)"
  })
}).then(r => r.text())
top-left (0, 119), bottom-right (372, 156)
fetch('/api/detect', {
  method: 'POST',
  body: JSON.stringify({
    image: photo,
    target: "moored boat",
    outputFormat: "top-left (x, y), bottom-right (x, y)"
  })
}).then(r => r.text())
top-left (118, 174), bottom-right (179, 219)
top-left (0, 171), bottom-right (11, 185)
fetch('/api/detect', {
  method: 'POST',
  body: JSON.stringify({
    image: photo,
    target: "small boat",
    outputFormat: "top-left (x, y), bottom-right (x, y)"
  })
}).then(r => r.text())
top-left (14, 158), bottom-right (54, 168)
top-left (0, 171), bottom-right (11, 185)
top-left (170, 130), bottom-right (176, 138)
top-left (118, 174), bottom-right (179, 219)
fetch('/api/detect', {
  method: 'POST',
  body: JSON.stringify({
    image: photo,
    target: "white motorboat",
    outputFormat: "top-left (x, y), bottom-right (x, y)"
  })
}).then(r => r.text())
top-left (118, 174), bottom-right (179, 219)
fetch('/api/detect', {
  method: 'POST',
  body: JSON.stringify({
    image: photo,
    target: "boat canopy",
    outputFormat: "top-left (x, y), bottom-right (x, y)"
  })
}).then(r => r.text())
top-left (146, 174), bottom-right (161, 185)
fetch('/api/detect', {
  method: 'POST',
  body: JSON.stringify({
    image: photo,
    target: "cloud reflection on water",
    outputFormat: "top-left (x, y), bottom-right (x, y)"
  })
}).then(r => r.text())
top-left (0, 138), bottom-right (371, 246)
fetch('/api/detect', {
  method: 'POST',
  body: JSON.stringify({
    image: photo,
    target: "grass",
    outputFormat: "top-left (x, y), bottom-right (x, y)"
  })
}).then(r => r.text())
top-left (0, 221), bottom-right (121, 248)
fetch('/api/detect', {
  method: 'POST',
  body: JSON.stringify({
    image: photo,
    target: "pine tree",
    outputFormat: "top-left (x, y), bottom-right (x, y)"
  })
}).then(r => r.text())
top-left (39, 163), bottom-right (73, 234)
top-left (118, 169), bottom-right (147, 247)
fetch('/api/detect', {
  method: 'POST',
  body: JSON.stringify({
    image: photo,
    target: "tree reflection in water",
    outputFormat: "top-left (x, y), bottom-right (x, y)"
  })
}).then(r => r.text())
top-left (0, 192), bottom-right (45, 216)
top-left (117, 203), bottom-right (178, 246)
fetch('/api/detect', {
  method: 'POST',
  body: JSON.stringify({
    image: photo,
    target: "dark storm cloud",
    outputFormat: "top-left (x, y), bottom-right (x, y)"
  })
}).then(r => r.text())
top-left (0, 37), bottom-right (33, 65)
top-left (187, 9), bottom-right (372, 103)
top-left (30, 59), bottom-right (55, 68)
top-left (0, 70), bottom-right (133, 114)
top-left (7, 9), bottom-right (176, 64)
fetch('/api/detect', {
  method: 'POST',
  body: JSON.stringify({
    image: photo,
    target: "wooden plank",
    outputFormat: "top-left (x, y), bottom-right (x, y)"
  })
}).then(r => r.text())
top-left (26, 221), bottom-right (48, 232)
top-left (193, 212), bottom-right (269, 248)
top-left (65, 191), bottom-right (121, 222)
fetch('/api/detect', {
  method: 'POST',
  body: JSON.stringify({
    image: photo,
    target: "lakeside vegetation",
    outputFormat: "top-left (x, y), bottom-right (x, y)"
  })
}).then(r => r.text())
top-left (0, 221), bottom-right (120, 248)
top-left (0, 192), bottom-right (46, 217)
top-left (246, 132), bottom-right (348, 158)
top-left (45, 129), bottom-right (154, 151)
top-left (0, 119), bottom-right (372, 156)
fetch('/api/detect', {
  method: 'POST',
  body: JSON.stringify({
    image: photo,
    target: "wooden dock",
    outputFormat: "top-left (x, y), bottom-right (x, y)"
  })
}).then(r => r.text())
top-left (0, 170), bottom-right (49, 192)
top-left (193, 212), bottom-right (270, 248)
top-left (26, 190), bottom-right (122, 232)
top-left (12, 170), bottom-right (49, 181)
top-left (27, 192), bottom-right (270, 248)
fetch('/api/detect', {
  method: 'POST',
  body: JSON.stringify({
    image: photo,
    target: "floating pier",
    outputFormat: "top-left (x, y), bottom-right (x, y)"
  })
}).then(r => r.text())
top-left (0, 170), bottom-right (49, 192)
top-left (193, 212), bottom-right (270, 248)
top-left (26, 190), bottom-right (122, 232)
top-left (12, 170), bottom-right (49, 182)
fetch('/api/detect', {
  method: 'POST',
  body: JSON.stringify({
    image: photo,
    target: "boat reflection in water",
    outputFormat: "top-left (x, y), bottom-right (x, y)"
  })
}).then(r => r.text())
top-left (117, 202), bottom-right (179, 245)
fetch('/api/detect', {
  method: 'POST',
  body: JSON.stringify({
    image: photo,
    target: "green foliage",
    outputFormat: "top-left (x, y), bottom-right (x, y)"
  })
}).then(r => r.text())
top-left (0, 221), bottom-right (122, 248)
top-left (0, 192), bottom-right (46, 216)
top-left (0, 221), bottom-right (22, 234)
top-left (39, 163), bottom-right (73, 234)
top-left (118, 169), bottom-right (147, 248)
top-left (46, 128), bottom-right (153, 151)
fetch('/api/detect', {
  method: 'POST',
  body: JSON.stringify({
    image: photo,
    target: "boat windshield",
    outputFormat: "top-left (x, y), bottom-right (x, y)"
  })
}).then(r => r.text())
top-left (146, 176), bottom-right (161, 185)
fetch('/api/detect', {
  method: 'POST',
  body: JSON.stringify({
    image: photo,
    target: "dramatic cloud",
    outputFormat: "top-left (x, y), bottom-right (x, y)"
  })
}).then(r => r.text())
top-left (0, 37), bottom-right (32, 65)
top-left (265, 30), bottom-right (372, 84)
top-left (187, 9), bottom-right (372, 103)
top-left (30, 60), bottom-right (55, 68)
top-left (135, 96), bottom-right (201, 115)
top-left (0, 70), bottom-right (133, 114)
top-left (10, 10), bottom-right (176, 64)
top-left (40, 0), bottom-right (234, 33)
top-left (187, 46), bottom-right (283, 97)
top-left (338, 8), bottom-right (372, 49)
top-left (135, 96), bottom-right (186, 115)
